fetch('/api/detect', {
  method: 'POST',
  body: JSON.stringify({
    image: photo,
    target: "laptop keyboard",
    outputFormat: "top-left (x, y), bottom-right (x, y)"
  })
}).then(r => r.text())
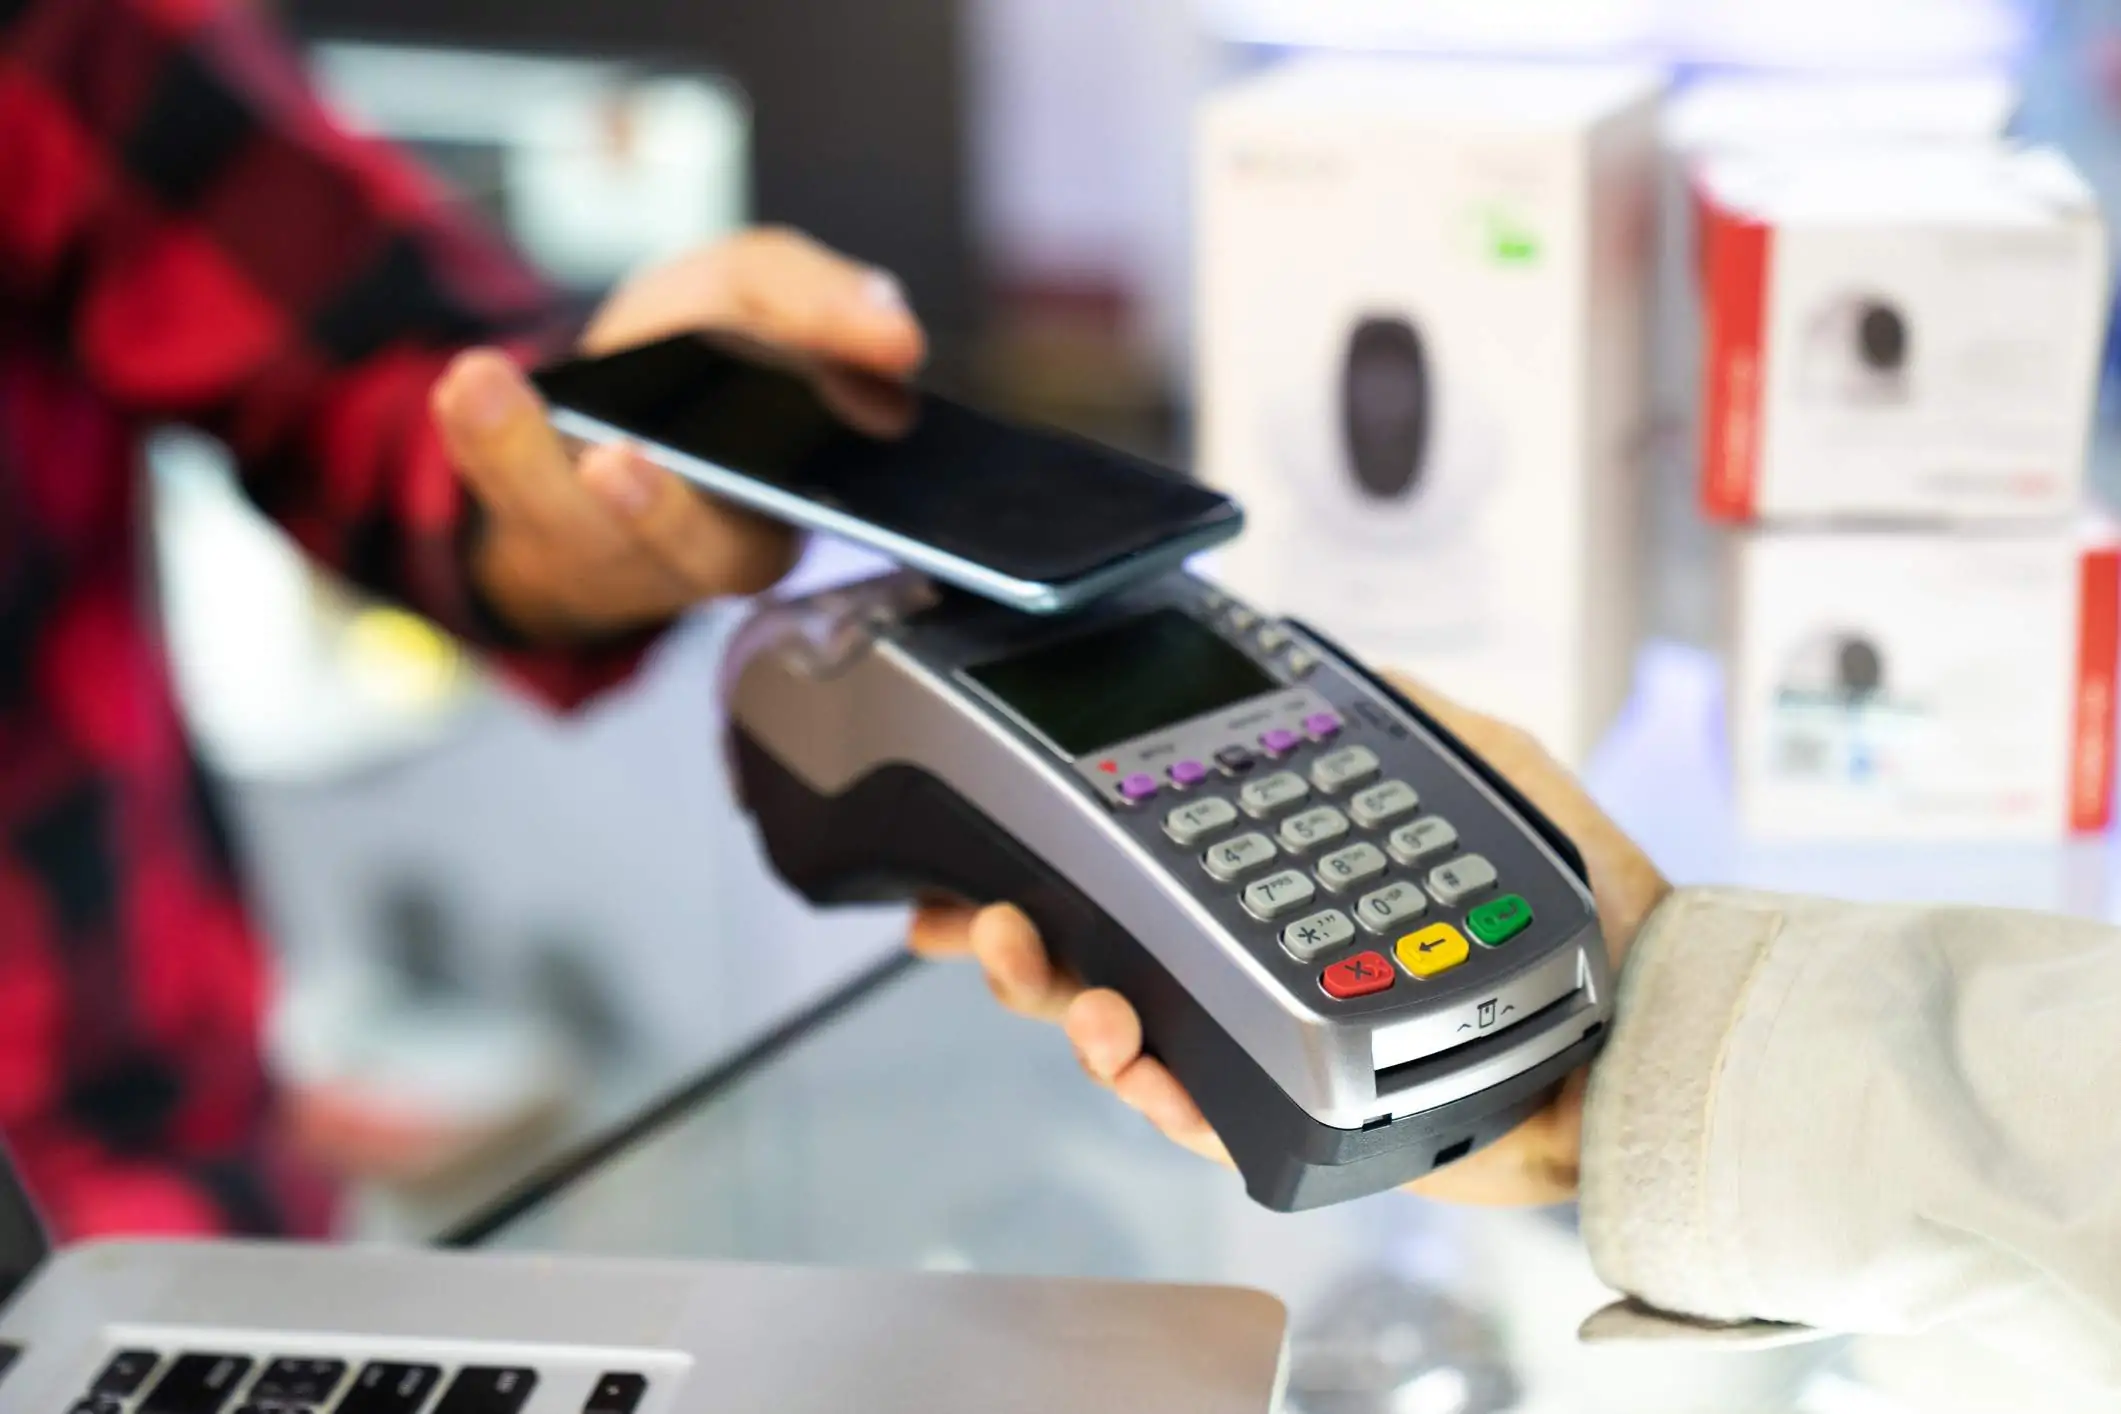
top-left (69, 1349), bottom-right (649, 1414)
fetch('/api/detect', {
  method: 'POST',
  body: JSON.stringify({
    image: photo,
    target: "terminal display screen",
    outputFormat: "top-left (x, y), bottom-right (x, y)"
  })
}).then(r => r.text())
top-left (966, 609), bottom-right (1278, 756)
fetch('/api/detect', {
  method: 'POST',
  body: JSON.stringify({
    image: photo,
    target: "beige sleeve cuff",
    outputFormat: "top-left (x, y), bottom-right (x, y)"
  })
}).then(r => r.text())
top-left (1576, 887), bottom-right (1833, 1340)
top-left (1574, 887), bottom-right (2121, 1384)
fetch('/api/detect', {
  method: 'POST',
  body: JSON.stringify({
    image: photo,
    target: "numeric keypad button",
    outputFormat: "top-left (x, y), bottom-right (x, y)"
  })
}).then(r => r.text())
top-left (1386, 815), bottom-right (1459, 865)
top-left (1321, 951), bottom-right (1395, 999)
top-left (1239, 771), bottom-right (1310, 818)
top-left (1310, 745), bottom-right (1380, 794)
top-left (1202, 832), bottom-right (1277, 882)
top-left (1354, 880), bottom-right (1429, 934)
top-left (1348, 779), bottom-right (1419, 828)
top-left (1314, 841), bottom-right (1388, 893)
top-left (1279, 909), bottom-right (1354, 962)
top-left (1242, 869), bottom-right (1317, 921)
top-left (1395, 923), bottom-right (1470, 978)
top-left (1163, 796), bottom-right (1237, 846)
top-left (1427, 854), bottom-right (1499, 906)
top-left (1277, 805), bottom-right (1350, 854)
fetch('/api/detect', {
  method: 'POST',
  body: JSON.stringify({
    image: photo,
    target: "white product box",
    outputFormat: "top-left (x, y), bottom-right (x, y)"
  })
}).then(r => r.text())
top-left (1697, 144), bottom-right (2109, 523)
top-left (1196, 58), bottom-right (1666, 766)
top-left (1650, 72), bottom-right (2019, 439)
top-left (1730, 523), bottom-right (2120, 840)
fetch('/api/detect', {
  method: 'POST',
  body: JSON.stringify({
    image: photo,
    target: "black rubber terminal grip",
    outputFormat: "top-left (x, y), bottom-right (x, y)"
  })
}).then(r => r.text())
top-left (732, 730), bottom-right (1600, 1211)
top-left (1283, 619), bottom-right (1590, 886)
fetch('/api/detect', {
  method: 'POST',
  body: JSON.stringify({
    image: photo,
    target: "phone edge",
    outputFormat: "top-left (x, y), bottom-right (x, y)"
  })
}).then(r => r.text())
top-left (548, 407), bottom-right (1242, 614)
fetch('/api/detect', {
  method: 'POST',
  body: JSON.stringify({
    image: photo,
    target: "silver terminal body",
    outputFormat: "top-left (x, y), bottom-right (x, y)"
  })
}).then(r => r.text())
top-left (726, 570), bottom-right (1610, 1132)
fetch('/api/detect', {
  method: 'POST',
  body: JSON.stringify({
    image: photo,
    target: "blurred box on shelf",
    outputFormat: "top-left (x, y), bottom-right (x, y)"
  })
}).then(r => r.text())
top-left (1195, 57), bottom-right (1665, 766)
top-left (1651, 72), bottom-right (2019, 443)
top-left (312, 43), bottom-right (749, 292)
top-left (1728, 521), bottom-right (2120, 841)
top-left (1698, 144), bottom-right (2109, 523)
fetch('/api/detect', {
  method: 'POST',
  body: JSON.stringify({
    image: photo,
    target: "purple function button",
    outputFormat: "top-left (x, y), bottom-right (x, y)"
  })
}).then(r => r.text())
top-left (1303, 712), bottom-right (1343, 740)
top-left (1118, 773), bottom-right (1161, 804)
top-left (1259, 728), bottom-right (1301, 757)
top-left (1169, 759), bottom-right (1209, 788)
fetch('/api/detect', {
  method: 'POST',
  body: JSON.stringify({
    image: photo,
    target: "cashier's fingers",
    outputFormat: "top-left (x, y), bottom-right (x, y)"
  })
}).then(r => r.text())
top-left (578, 442), bottom-right (800, 597)
top-left (906, 901), bottom-right (981, 958)
top-left (1066, 991), bottom-right (1233, 1168)
top-left (967, 904), bottom-right (1079, 1022)
top-left (1403, 1068), bottom-right (1587, 1208)
top-left (1380, 669), bottom-right (1670, 962)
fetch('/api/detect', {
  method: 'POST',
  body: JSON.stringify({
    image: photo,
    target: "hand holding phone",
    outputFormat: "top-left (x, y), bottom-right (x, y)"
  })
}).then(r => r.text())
top-left (531, 333), bottom-right (1243, 613)
top-left (432, 228), bottom-right (925, 643)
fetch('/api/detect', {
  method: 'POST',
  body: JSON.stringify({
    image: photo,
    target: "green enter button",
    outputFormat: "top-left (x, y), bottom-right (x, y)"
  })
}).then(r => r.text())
top-left (1466, 894), bottom-right (1533, 946)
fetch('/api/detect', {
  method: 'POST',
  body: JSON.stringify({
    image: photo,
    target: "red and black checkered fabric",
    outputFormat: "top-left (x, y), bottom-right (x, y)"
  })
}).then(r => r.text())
top-left (0, 0), bottom-right (631, 1240)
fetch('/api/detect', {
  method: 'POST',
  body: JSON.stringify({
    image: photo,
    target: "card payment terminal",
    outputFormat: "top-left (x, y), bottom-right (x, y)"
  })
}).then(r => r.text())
top-left (725, 570), bottom-right (1611, 1211)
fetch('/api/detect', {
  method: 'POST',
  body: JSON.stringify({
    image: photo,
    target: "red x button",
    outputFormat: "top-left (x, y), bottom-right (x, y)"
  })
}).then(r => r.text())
top-left (1321, 950), bottom-right (1395, 1000)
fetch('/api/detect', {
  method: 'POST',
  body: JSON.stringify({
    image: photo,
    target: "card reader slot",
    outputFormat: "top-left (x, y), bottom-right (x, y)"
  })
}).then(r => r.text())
top-left (1372, 992), bottom-right (1591, 1101)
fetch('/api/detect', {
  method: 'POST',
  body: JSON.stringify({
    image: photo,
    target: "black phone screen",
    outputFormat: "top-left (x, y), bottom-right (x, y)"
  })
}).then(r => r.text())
top-left (532, 334), bottom-right (1236, 586)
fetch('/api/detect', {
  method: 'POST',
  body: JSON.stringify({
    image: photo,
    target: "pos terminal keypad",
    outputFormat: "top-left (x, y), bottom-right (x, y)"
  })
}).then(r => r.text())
top-left (1153, 716), bottom-right (1529, 1000)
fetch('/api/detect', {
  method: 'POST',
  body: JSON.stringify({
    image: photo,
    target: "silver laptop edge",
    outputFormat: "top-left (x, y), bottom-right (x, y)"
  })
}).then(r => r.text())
top-left (0, 1148), bottom-right (1288, 1413)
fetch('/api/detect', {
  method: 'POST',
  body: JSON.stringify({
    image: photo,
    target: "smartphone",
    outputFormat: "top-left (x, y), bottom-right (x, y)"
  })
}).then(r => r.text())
top-left (531, 333), bottom-right (1243, 614)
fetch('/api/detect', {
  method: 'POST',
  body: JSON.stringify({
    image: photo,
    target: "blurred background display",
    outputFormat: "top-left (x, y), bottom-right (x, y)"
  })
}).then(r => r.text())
top-left (131, 0), bottom-right (2121, 1407)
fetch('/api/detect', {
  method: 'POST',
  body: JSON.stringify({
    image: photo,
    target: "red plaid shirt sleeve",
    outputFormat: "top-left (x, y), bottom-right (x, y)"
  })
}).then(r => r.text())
top-left (0, 0), bottom-right (646, 707)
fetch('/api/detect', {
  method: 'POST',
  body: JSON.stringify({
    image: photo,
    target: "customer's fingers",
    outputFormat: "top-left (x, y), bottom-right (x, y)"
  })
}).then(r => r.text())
top-left (708, 227), bottom-right (925, 372)
top-left (814, 364), bottom-right (920, 439)
top-left (434, 350), bottom-right (596, 533)
top-left (969, 904), bottom-right (1077, 1021)
top-left (581, 226), bottom-right (925, 375)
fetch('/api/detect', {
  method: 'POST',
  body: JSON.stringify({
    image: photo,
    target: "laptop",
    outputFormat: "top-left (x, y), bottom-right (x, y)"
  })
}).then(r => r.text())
top-left (0, 1150), bottom-right (1287, 1413)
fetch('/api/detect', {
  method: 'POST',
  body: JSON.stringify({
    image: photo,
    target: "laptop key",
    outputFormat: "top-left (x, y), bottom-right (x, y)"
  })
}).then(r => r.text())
top-left (338, 1363), bottom-right (444, 1414)
top-left (433, 1367), bottom-right (538, 1414)
top-left (141, 1354), bottom-right (252, 1414)
top-left (252, 1358), bottom-right (348, 1404)
top-left (585, 1372), bottom-right (648, 1414)
top-left (95, 1350), bottom-right (162, 1396)
top-left (71, 1399), bottom-right (124, 1414)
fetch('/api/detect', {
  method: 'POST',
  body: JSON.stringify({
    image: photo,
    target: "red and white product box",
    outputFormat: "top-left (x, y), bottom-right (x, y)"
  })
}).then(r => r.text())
top-left (1729, 522), bottom-right (2120, 840)
top-left (1650, 72), bottom-right (2019, 442)
top-left (1698, 145), bottom-right (2109, 523)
